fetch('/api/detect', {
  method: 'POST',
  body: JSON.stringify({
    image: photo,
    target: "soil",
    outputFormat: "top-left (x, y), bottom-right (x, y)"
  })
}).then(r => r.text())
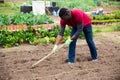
top-left (0, 36), bottom-right (120, 80)
top-left (98, 32), bottom-right (120, 44)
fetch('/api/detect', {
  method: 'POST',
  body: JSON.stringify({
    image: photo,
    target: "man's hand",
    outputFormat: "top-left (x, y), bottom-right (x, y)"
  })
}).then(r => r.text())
top-left (52, 45), bottom-right (58, 54)
top-left (65, 37), bottom-right (73, 46)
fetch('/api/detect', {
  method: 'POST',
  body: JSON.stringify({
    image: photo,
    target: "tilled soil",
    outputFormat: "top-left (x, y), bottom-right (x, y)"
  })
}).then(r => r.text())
top-left (0, 37), bottom-right (120, 80)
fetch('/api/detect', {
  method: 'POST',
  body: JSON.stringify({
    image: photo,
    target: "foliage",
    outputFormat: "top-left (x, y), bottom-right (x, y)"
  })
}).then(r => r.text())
top-left (92, 19), bottom-right (120, 24)
top-left (108, 1), bottom-right (120, 5)
top-left (0, 12), bottom-right (54, 26)
top-left (0, 26), bottom-right (57, 47)
top-left (91, 14), bottom-right (120, 20)
top-left (91, 10), bottom-right (120, 24)
top-left (0, 27), bottom-right (40, 47)
top-left (0, 25), bottom-right (85, 48)
top-left (79, 32), bottom-right (85, 39)
top-left (113, 11), bottom-right (120, 19)
top-left (36, 14), bottom-right (54, 24)
top-left (0, 14), bottom-right (11, 26)
top-left (21, 0), bottom-right (32, 6)
top-left (51, 0), bottom-right (95, 11)
top-left (0, 29), bottom-right (17, 48)
top-left (37, 25), bottom-right (59, 38)
top-left (10, 12), bottom-right (35, 25)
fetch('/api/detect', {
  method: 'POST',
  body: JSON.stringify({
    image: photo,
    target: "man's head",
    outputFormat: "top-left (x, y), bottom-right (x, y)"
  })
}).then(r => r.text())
top-left (59, 8), bottom-right (72, 21)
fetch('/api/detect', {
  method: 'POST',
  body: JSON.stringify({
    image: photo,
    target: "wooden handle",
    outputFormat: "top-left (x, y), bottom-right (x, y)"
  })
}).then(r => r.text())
top-left (31, 43), bottom-right (65, 68)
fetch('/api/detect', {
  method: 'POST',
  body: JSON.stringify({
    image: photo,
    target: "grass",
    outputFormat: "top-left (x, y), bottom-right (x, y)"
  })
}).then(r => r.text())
top-left (50, 0), bottom-right (95, 11)
top-left (92, 23), bottom-right (120, 36)
top-left (93, 23), bottom-right (120, 45)
top-left (0, 7), bottom-right (20, 16)
top-left (81, 25), bottom-right (114, 39)
top-left (0, 2), bottom-right (22, 16)
top-left (113, 23), bottom-right (120, 31)
top-left (93, 26), bottom-right (114, 34)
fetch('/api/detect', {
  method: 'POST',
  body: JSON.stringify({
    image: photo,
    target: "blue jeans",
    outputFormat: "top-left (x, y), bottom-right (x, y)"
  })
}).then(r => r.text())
top-left (68, 25), bottom-right (98, 63)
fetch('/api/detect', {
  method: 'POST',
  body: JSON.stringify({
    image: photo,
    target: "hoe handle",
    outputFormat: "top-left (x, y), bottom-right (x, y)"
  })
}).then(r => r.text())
top-left (31, 43), bottom-right (65, 68)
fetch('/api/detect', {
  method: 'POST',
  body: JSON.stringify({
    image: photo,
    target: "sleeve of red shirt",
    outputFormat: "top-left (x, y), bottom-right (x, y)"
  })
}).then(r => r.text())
top-left (60, 19), bottom-right (66, 28)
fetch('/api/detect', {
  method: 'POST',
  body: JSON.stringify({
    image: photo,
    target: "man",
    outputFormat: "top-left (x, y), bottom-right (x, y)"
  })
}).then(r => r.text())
top-left (52, 8), bottom-right (98, 64)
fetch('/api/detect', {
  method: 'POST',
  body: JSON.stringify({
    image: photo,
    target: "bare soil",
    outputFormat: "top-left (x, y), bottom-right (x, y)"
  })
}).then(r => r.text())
top-left (98, 32), bottom-right (120, 44)
top-left (0, 36), bottom-right (120, 80)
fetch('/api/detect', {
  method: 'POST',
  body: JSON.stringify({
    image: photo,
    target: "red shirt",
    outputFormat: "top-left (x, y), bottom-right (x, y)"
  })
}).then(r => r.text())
top-left (60, 9), bottom-right (92, 28)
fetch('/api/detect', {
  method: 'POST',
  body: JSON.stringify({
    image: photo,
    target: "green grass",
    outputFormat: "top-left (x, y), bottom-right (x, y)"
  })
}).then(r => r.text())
top-left (93, 23), bottom-right (120, 39)
top-left (0, 7), bottom-right (20, 16)
top-left (0, 2), bottom-right (22, 16)
top-left (93, 26), bottom-right (114, 34)
top-left (113, 23), bottom-right (120, 31)
top-left (50, 0), bottom-right (95, 11)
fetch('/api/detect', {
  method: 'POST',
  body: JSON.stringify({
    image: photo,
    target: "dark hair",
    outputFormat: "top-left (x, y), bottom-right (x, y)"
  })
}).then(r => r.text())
top-left (59, 8), bottom-right (69, 17)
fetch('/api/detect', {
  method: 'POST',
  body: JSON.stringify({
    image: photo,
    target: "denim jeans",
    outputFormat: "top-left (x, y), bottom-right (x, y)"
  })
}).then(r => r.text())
top-left (68, 25), bottom-right (98, 63)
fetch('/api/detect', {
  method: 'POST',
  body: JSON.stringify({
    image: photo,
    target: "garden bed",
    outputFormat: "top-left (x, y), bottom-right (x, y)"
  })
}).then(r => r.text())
top-left (91, 10), bottom-right (120, 25)
top-left (0, 37), bottom-right (120, 80)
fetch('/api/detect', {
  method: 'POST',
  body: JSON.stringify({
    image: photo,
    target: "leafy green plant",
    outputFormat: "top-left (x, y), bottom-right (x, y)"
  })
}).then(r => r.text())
top-left (0, 23), bottom-right (85, 48)
top-left (10, 12), bottom-right (54, 25)
top-left (0, 29), bottom-right (17, 48)
top-left (64, 27), bottom-right (71, 37)
top-left (0, 12), bottom-right (54, 26)
top-left (0, 14), bottom-right (11, 26)
top-left (13, 29), bottom-right (26, 44)
top-left (49, 37), bottom-right (56, 44)
top-left (92, 19), bottom-right (120, 24)
top-left (37, 25), bottom-right (60, 38)
top-left (36, 14), bottom-right (54, 24)
top-left (94, 15), bottom-right (105, 20)
top-left (10, 12), bottom-right (35, 25)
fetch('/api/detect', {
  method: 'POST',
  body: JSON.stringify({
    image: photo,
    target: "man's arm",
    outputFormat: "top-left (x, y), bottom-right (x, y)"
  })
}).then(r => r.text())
top-left (55, 27), bottom-right (65, 45)
top-left (71, 23), bottom-right (83, 40)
